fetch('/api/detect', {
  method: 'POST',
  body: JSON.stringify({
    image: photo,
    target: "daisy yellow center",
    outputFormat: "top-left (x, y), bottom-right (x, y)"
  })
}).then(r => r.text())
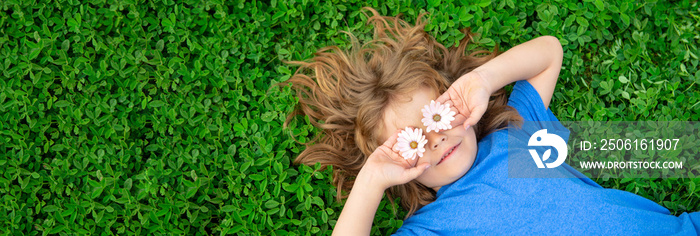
top-left (433, 114), bottom-right (441, 122)
top-left (410, 141), bottom-right (418, 149)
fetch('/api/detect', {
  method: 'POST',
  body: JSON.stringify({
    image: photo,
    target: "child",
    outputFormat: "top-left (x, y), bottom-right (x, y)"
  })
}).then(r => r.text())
top-left (285, 7), bottom-right (699, 235)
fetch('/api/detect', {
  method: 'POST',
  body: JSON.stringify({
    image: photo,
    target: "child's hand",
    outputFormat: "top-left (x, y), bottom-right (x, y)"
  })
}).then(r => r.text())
top-left (358, 130), bottom-right (431, 191)
top-left (436, 71), bottom-right (491, 130)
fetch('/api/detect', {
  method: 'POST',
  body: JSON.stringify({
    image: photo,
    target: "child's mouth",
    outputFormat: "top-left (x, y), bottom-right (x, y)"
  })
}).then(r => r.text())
top-left (437, 142), bottom-right (461, 165)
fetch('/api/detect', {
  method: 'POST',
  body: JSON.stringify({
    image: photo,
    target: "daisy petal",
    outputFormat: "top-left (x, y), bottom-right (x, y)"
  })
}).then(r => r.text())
top-left (395, 127), bottom-right (427, 160)
top-left (421, 100), bottom-right (457, 133)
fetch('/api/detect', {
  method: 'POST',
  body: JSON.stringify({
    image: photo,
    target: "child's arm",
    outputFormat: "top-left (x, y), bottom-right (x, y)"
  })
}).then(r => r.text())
top-left (331, 168), bottom-right (387, 236)
top-left (333, 172), bottom-right (384, 235)
top-left (473, 35), bottom-right (563, 108)
top-left (437, 36), bottom-right (563, 128)
top-left (332, 131), bottom-right (431, 236)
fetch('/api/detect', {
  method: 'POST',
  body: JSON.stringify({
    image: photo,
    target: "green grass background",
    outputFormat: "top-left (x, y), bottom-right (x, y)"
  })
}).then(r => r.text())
top-left (1, 0), bottom-right (699, 235)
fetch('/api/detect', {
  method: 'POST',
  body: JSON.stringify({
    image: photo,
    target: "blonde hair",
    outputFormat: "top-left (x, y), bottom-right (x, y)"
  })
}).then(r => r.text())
top-left (283, 7), bottom-right (522, 217)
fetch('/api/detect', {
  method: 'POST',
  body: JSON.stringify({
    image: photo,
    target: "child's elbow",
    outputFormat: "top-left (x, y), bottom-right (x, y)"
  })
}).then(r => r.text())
top-left (540, 35), bottom-right (563, 59)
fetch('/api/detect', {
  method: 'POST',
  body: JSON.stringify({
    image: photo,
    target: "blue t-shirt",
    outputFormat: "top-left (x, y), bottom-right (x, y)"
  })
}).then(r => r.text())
top-left (394, 80), bottom-right (700, 235)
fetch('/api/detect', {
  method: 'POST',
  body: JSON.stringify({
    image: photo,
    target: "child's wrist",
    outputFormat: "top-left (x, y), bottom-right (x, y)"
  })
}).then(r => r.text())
top-left (473, 69), bottom-right (494, 94)
top-left (463, 69), bottom-right (495, 95)
top-left (353, 170), bottom-right (388, 198)
top-left (356, 166), bottom-right (390, 192)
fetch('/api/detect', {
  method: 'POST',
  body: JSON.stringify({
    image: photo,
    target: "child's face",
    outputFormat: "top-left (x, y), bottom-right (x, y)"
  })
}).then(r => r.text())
top-left (381, 86), bottom-right (478, 192)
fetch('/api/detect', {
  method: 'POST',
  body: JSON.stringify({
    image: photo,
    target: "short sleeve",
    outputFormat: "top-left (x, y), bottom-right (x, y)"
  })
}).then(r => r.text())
top-left (506, 80), bottom-right (569, 142)
top-left (507, 80), bottom-right (557, 122)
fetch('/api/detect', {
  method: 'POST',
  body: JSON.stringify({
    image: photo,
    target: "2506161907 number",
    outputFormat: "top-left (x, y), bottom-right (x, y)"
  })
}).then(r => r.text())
top-left (598, 139), bottom-right (680, 151)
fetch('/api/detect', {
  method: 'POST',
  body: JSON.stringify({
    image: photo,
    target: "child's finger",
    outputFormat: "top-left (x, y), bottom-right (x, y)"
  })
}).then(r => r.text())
top-left (436, 88), bottom-right (464, 111)
top-left (445, 91), bottom-right (468, 116)
top-left (435, 89), bottom-right (452, 104)
top-left (463, 104), bottom-right (487, 129)
top-left (451, 113), bottom-right (467, 130)
top-left (383, 129), bottom-right (402, 149)
top-left (385, 147), bottom-right (414, 169)
top-left (437, 92), bottom-right (470, 126)
top-left (439, 99), bottom-right (452, 108)
top-left (383, 129), bottom-right (415, 167)
top-left (404, 163), bottom-right (431, 180)
top-left (435, 84), bottom-right (456, 103)
top-left (404, 153), bottom-right (419, 168)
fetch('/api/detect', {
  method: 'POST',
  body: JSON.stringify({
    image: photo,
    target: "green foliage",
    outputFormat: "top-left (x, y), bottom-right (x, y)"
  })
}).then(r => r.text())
top-left (0, 0), bottom-right (697, 235)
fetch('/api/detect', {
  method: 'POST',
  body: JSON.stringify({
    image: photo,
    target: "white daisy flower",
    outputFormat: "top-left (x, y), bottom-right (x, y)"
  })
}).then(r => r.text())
top-left (421, 100), bottom-right (456, 133)
top-left (396, 127), bottom-right (427, 160)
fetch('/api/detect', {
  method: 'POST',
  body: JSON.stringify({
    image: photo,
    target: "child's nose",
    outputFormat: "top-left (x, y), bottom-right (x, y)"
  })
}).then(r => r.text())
top-left (426, 132), bottom-right (446, 150)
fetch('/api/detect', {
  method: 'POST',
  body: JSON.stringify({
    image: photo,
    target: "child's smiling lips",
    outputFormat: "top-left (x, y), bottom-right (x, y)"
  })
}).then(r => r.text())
top-left (437, 141), bottom-right (461, 165)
